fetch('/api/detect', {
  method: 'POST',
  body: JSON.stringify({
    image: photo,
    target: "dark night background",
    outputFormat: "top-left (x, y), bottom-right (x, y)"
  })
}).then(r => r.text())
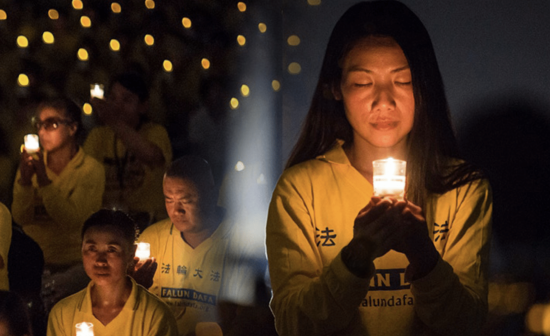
top-left (1, 0), bottom-right (550, 335)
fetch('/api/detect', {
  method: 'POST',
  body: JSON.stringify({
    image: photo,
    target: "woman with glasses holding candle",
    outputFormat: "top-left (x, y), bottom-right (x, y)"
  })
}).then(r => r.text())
top-left (47, 209), bottom-right (178, 336)
top-left (266, 2), bottom-right (492, 336)
top-left (11, 98), bottom-right (105, 309)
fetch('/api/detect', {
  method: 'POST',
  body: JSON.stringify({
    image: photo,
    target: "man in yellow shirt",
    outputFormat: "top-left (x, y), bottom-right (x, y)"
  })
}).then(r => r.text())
top-left (136, 156), bottom-right (256, 336)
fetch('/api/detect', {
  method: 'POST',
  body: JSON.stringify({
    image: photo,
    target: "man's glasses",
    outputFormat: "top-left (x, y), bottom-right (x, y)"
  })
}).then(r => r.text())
top-left (32, 117), bottom-right (72, 131)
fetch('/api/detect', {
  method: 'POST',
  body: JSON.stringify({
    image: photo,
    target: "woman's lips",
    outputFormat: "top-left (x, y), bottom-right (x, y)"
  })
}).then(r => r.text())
top-left (371, 121), bottom-right (398, 131)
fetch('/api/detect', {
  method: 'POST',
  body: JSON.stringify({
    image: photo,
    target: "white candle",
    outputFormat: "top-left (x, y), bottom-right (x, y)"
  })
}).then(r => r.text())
top-left (373, 158), bottom-right (406, 200)
top-left (90, 84), bottom-right (104, 99)
top-left (135, 242), bottom-right (150, 261)
top-left (75, 322), bottom-right (94, 336)
top-left (24, 134), bottom-right (40, 153)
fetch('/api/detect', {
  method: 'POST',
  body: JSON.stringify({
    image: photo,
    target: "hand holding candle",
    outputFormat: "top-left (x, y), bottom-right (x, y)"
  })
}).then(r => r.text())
top-left (135, 242), bottom-right (151, 261)
top-left (24, 134), bottom-right (40, 154)
top-left (373, 158), bottom-right (406, 200)
top-left (75, 322), bottom-right (94, 336)
top-left (90, 84), bottom-right (104, 99)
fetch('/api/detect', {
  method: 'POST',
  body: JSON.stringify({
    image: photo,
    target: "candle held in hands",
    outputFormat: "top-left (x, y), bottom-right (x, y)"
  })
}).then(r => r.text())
top-left (75, 322), bottom-right (94, 336)
top-left (90, 84), bottom-right (104, 99)
top-left (24, 134), bottom-right (40, 153)
top-left (135, 242), bottom-right (150, 261)
top-left (373, 158), bottom-right (406, 200)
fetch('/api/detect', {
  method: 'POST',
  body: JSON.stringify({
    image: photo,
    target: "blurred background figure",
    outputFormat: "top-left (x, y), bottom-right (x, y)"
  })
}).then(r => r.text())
top-left (0, 290), bottom-right (32, 336)
top-left (85, 71), bottom-right (172, 232)
top-left (0, 202), bottom-right (11, 291)
top-left (11, 98), bottom-right (105, 311)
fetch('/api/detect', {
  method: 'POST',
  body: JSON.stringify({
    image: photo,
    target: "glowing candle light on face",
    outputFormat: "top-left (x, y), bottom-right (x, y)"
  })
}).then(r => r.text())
top-left (372, 158), bottom-right (406, 200)
top-left (135, 242), bottom-right (150, 261)
top-left (90, 84), bottom-right (104, 99)
top-left (75, 322), bottom-right (94, 336)
top-left (24, 134), bottom-right (39, 153)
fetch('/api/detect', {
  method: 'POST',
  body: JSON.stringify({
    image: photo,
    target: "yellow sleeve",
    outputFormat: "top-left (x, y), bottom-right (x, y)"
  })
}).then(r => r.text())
top-left (411, 178), bottom-right (492, 335)
top-left (40, 158), bottom-right (105, 229)
top-left (143, 124), bottom-right (172, 166)
top-left (146, 300), bottom-right (179, 336)
top-left (0, 202), bottom-right (11, 290)
top-left (266, 172), bottom-right (372, 336)
top-left (11, 170), bottom-right (35, 226)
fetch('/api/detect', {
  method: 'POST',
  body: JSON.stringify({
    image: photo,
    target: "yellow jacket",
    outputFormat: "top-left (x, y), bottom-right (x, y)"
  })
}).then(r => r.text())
top-left (12, 148), bottom-right (104, 267)
top-left (0, 202), bottom-right (11, 290)
top-left (266, 142), bottom-right (492, 336)
top-left (47, 277), bottom-right (178, 336)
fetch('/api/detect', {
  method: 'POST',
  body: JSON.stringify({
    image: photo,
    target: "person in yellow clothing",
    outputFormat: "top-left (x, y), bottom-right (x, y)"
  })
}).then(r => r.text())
top-left (12, 98), bottom-right (105, 307)
top-left (135, 156), bottom-right (256, 336)
top-left (266, 2), bottom-right (492, 336)
top-left (84, 72), bottom-right (172, 230)
top-left (0, 202), bottom-right (11, 291)
top-left (47, 209), bottom-right (178, 336)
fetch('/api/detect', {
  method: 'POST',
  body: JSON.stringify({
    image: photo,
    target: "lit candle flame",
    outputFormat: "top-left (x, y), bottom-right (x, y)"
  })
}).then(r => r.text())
top-left (90, 84), bottom-right (104, 99)
top-left (135, 242), bottom-right (150, 261)
top-left (24, 134), bottom-right (40, 153)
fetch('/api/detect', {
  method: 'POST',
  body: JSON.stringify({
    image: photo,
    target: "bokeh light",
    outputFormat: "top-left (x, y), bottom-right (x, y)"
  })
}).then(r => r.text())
top-left (17, 36), bottom-right (29, 48)
top-left (0, 10), bottom-right (6, 20)
top-left (109, 39), bottom-right (120, 51)
top-left (83, 103), bottom-right (93, 115)
top-left (80, 16), bottom-right (92, 28)
top-left (308, 0), bottom-right (321, 5)
top-left (287, 35), bottom-right (300, 46)
top-left (235, 161), bottom-right (245, 171)
top-left (241, 84), bottom-right (250, 97)
top-left (144, 34), bottom-right (154, 46)
top-left (272, 80), bottom-right (281, 92)
top-left (72, 0), bottom-right (83, 10)
top-left (163, 60), bottom-right (173, 72)
top-left (230, 98), bottom-right (239, 109)
top-left (111, 3), bottom-right (122, 13)
top-left (258, 23), bottom-right (267, 33)
top-left (17, 74), bottom-right (29, 87)
top-left (145, 0), bottom-right (155, 9)
top-left (77, 48), bottom-right (89, 61)
top-left (237, 2), bottom-right (247, 12)
top-left (288, 62), bottom-right (301, 74)
top-left (237, 35), bottom-right (246, 46)
top-left (182, 17), bottom-right (192, 28)
top-left (201, 58), bottom-right (210, 70)
top-left (48, 9), bottom-right (59, 20)
top-left (42, 31), bottom-right (55, 44)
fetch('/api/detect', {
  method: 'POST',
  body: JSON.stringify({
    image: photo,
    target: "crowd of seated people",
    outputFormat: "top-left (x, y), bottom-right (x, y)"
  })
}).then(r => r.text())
top-left (1, 71), bottom-right (273, 336)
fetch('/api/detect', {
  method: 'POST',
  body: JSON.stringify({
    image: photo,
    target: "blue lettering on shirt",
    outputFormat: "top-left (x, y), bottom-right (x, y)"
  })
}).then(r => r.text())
top-left (369, 268), bottom-right (410, 291)
top-left (160, 287), bottom-right (217, 305)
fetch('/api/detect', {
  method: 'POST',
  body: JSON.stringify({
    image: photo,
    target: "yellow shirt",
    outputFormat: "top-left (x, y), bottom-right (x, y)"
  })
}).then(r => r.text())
top-left (266, 142), bottom-right (492, 336)
top-left (12, 148), bottom-right (105, 267)
top-left (47, 277), bottom-right (178, 336)
top-left (83, 122), bottom-right (172, 219)
top-left (139, 217), bottom-right (255, 336)
top-left (0, 202), bottom-right (11, 290)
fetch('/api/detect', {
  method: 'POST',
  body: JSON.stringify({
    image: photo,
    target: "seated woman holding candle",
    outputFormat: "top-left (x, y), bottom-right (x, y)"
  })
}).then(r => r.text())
top-left (47, 209), bottom-right (178, 336)
top-left (11, 98), bottom-right (105, 307)
top-left (266, 2), bottom-right (492, 336)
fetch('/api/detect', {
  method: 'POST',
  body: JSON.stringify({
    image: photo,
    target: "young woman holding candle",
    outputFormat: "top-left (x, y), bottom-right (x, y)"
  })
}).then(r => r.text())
top-left (12, 98), bottom-right (105, 308)
top-left (47, 209), bottom-right (178, 336)
top-left (266, 2), bottom-right (492, 336)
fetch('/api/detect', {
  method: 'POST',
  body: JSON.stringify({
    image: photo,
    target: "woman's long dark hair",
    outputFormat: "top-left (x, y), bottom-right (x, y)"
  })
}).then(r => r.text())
top-left (286, 0), bottom-right (482, 206)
